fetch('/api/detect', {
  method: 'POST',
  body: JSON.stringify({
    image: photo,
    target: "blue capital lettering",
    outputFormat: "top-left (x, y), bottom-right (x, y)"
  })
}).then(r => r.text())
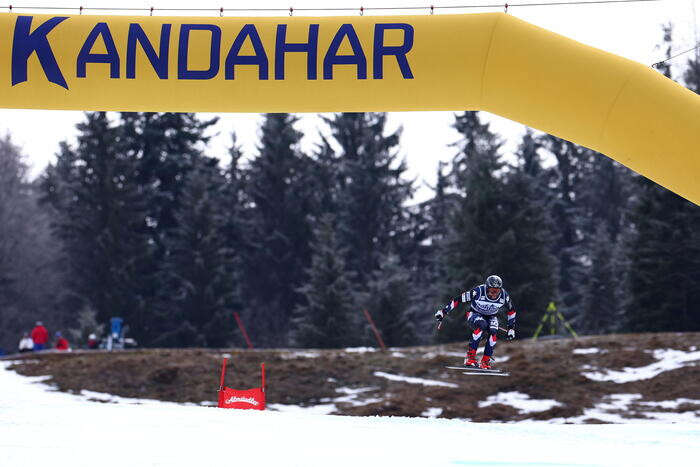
top-left (77, 23), bottom-right (120, 79)
top-left (323, 24), bottom-right (367, 80)
top-left (126, 24), bottom-right (171, 79)
top-left (178, 24), bottom-right (221, 80)
top-left (373, 23), bottom-right (414, 79)
top-left (12, 16), bottom-right (68, 89)
top-left (225, 24), bottom-right (268, 80)
top-left (275, 24), bottom-right (319, 80)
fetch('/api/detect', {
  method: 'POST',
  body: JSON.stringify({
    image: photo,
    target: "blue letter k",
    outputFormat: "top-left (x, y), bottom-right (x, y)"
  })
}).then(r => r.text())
top-left (12, 16), bottom-right (69, 89)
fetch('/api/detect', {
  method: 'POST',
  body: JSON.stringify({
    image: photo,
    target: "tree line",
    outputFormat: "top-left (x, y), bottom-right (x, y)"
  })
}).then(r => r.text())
top-left (0, 33), bottom-right (698, 351)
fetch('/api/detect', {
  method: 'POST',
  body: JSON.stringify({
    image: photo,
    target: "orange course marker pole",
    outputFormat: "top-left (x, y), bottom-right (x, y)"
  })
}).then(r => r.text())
top-left (233, 312), bottom-right (254, 349)
top-left (261, 363), bottom-right (266, 393)
top-left (361, 309), bottom-right (386, 351)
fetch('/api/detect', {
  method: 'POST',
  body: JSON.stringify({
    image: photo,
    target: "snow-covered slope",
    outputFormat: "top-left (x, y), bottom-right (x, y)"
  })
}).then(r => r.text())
top-left (1, 361), bottom-right (698, 467)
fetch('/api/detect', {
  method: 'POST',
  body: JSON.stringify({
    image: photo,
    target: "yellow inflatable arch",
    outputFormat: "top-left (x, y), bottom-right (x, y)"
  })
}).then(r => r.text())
top-left (1, 12), bottom-right (698, 204)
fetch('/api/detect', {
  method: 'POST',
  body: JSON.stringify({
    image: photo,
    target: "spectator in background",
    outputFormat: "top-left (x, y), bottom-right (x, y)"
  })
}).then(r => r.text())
top-left (18, 333), bottom-right (34, 353)
top-left (87, 333), bottom-right (99, 350)
top-left (31, 321), bottom-right (49, 351)
top-left (54, 332), bottom-right (70, 351)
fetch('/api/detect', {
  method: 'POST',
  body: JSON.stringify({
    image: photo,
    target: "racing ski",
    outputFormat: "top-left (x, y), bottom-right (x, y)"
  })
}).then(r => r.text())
top-left (445, 365), bottom-right (509, 377)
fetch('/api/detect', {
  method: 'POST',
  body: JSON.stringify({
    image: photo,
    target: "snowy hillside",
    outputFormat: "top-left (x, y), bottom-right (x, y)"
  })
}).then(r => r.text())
top-left (1, 356), bottom-right (699, 467)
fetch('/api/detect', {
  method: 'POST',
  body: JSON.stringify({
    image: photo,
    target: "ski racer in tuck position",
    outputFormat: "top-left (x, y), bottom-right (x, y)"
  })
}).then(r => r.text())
top-left (434, 275), bottom-right (517, 369)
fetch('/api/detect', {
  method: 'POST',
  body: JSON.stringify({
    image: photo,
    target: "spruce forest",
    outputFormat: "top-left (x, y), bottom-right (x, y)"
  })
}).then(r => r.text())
top-left (0, 37), bottom-right (698, 352)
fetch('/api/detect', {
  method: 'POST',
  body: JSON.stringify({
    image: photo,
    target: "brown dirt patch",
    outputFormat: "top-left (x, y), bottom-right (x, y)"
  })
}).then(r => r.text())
top-left (4, 332), bottom-right (699, 421)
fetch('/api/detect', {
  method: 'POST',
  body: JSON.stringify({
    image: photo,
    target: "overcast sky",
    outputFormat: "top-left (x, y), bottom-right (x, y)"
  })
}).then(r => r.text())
top-left (1, 0), bottom-right (698, 200)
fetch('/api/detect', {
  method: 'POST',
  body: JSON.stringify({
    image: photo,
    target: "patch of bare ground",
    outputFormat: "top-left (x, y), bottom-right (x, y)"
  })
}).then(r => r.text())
top-left (3, 332), bottom-right (699, 421)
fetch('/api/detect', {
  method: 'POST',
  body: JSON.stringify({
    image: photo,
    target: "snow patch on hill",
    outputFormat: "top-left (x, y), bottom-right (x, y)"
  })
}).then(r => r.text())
top-left (582, 348), bottom-right (700, 383)
top-left (479, 392), bottom-right (563, 414)
top-left (373, 371), bottom-right (458, 388)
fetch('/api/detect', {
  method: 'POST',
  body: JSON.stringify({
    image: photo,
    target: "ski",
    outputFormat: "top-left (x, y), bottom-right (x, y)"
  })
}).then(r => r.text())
top-left (445, 365), bottom-right (509, 376)
top-left (461, 369), bottom-right (509, 377)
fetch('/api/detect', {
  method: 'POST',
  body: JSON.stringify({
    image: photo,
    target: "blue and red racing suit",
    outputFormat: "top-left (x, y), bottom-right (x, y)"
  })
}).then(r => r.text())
top-left (440, 284), bottom-right (517, 357)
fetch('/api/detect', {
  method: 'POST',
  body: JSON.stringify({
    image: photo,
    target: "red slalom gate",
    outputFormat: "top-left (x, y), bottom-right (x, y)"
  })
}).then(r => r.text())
top-left (217, 357), bottom-right (266, 410)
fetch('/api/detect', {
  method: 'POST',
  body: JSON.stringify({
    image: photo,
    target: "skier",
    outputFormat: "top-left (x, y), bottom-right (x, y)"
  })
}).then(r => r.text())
top-left (434, 275), bottom-right (517, 369)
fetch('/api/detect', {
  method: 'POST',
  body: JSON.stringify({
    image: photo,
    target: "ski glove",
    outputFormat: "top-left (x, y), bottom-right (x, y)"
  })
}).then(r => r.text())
top-left (506, 328), bottom-right (516, 341)
top-left (435, 310), bottom-right (445, 322)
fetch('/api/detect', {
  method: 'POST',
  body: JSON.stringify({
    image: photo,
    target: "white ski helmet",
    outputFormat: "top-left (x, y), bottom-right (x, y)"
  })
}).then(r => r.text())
top-left (485, 275), bottom-right (503, 289)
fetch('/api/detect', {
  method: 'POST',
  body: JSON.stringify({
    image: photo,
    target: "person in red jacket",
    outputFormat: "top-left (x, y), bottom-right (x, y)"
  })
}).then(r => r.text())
top-left (54, 332), bottom-right (70, 351)
top-left (31, 321), bottom-right (49, 351)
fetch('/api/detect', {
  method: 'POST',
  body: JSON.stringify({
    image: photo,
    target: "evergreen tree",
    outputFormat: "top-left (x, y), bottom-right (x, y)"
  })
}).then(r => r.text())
top-left (579, 152), bottom-right (632, 243)
top-left (499, 131), bottom-right (557, 336)
top-left (684, 52), bottom-right (700, 91)
top-left (653, 24), bottom-right (674, 79)
top-left (291, 215), bottom-right (361, 348)
top-left (224, 133), bottom-right (246, 216)
top-left (316, 113), bottom-right (424, 345)
top-left (419, 163), bottom-right (455, 280)
top-left (538, 131), bottom-right (636, 336)
top-left (117, 112), bottom-right (218, 342)
top-left (362, 253), bottom-right (418, 347)
top-left (538, 135), bottom-right (588, 320)
top-left (0, 135), bottom-right (29, 316)
top-left (0, 135), bottom-right (69, 351)
top-left (119, 112), bottom-right (218, 244)
top-left (516, 130), bottom-right (548, 200)
top-left (572, 150), bottom-right (634, 335)
top-left (219, 133), bottom-right (248, 270)
top-left (321, 113), bottom-right (414, 283)
top-left (154, 157), bottom-right (238, 347)
top-left (41, 112), bottom-right (152, 342)
top-left (395, 200), bottom-right (435, 346)
top-left (439, 115), bottom-right (555, 339)
top-left (415, 162), bottom-right (458, 343)
top-left (444, 111), bottom-right (505, 281)
top-left (579, 223), bottom-right (618, 334)
top-left (239, 114), bottom-right (316, 347)
top-left (683, 35), bottom-right (700, 93)
top-left (219, 133), bottom-right (249, 347)
top-left (624, 182), bottom-right (700, 332)
top-left (425, 162), bottom-right (455, 244)
top-left (308, 135), bottom-right (340, 218)
top-left (438, 112), bottom-right (506, 342)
